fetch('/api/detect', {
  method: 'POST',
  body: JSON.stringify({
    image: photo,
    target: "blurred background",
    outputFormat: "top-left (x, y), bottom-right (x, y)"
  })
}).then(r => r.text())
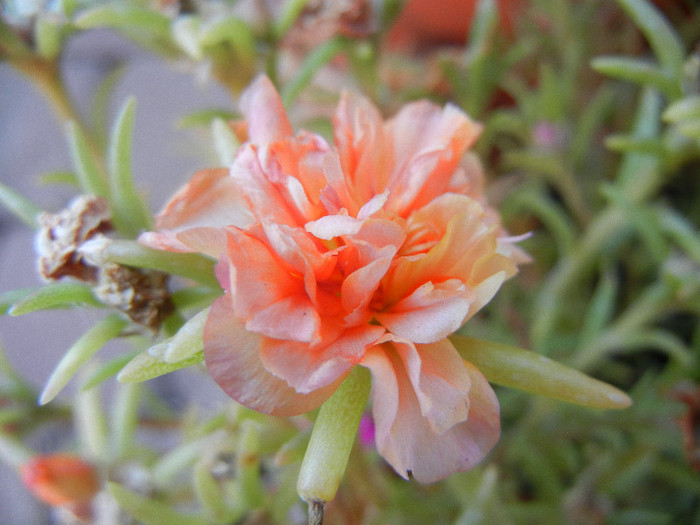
top-left (2, 0), bottom-right (700, 523)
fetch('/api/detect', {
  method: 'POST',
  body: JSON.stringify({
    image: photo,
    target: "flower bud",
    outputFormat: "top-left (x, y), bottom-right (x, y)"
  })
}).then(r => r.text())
top-left (20, 453), bottom-right (100, 507)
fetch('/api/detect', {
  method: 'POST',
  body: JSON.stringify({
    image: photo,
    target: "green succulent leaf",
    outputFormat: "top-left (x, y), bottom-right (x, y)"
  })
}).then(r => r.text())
top-left (9, 282), bottom-right (101, 316)
top-left (92, 239), bottom-right (219, 289)
top-left (281, 37), bottom-right (347, 107)
top-left (663, 95), bottom-right (700, 122)
top-left (108, 482), bottom-right (205, 525)
top-left (1, 288), bottom-right (37, 315)
top-left (0, 182), bottom-right (42, 228)
top-left (40, 314), bottom-right (128, 405)
top-left (75, 6), bottom-right (175, 54)
top-left (66, 120), bottom-right (109, 198)
top-left (451, 335), bottom-right (632, 409)
top-left (591, 57), bottom-right (680, 99)
top-left (38, 171), bottom-right (80, 187)
top-left (179, 109), bottom-right (237, 129)
top-left (117, 349), bottom-right (204, 383)
top-left (615, 0), bottom-right (685, 75)
top-left (108, 98), bottom-right (153, 237)
top-left (80, 351), bottom-right (139, 390)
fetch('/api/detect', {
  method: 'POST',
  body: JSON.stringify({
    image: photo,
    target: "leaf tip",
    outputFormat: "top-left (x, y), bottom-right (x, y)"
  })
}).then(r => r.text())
top-left (605, 388), bottom-right (633, 409)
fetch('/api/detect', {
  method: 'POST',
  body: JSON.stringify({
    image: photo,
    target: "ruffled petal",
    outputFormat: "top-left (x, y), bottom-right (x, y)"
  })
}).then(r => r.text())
top-left (224, 228), bottom-right (302, 322)
top-left (139, 169), bottom-right (250, 254)
top-left (204, 296), bottom-right (336, 416)
top-left (387, 194), bottom-right (508, 309)
top-left (239, 75), bottom-right (293, 143)
top-left (231, 144), bottom-right (301, 227)
top-left (175, 227), bottom-right (227, 258)
top-left (260, 325), bottom-right (386, 393)
top-left (361, 338), bottom-right (500, 483)
top-left (341, 255), bottom-right (393, 325)
top-left (376, 279), bottom-right (470, 343)
top-left (305, 213), bottom-right (363, 240)
top-left (334, 92), bottom-right (393, 204)
top-left (386, 101), bottom-right (482, 215)
top-left (245, 294), bottom-right (320, 343)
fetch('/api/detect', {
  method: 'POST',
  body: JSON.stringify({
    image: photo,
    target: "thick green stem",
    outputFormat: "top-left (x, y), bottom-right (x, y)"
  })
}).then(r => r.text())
top-left (297, 366), bottom-right (371, 510)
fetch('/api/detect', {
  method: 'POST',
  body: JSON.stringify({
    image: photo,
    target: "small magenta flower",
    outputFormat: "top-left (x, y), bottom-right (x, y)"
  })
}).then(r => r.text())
top-left (358, 413), bottom-right (375, 448)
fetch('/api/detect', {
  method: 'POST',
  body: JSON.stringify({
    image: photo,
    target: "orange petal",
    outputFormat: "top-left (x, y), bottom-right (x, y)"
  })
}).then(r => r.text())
top-left (387, 194), bottom-right (498, 305)
top-left (204, 296), bottom-right (336, 416)
top-left (231, 145), bottom-right (302, 227)
top-left (224, 227), bottom-right (302, 322)
top-left (376, 279), bottom-right (470, 343)
top-left (334, 92), bottom-right (393, 205)
top-left (386, 101), bottom-right (482, 215)
top-left (20, 454), bottom-right (99, 507)
top-left (259, 325), bottom-right (385, 394)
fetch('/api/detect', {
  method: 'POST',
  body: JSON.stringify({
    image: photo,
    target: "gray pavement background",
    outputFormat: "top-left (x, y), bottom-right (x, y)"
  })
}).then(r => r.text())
top-left (0, 29), bottom-right (236, 522)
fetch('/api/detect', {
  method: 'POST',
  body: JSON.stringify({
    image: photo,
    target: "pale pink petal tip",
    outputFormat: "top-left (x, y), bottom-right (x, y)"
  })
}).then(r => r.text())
top-left (362, 340), bottom-right (500, 483)
top-left (239, 75), bottom-right (293, 143)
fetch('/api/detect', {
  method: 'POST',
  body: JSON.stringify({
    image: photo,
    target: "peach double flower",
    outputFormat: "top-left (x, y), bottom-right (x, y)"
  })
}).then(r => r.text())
top-left (141, 76), bottom-right (526, 483)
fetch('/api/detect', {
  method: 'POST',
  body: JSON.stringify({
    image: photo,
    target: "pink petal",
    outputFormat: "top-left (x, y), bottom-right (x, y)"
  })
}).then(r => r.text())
top-left (204, 296), bottom-right (336, 416)
top-left (260, 222), bottom-right (338, 311)
top-left (231, 144), bottom-right (301, 227)
top-left (260, 325), bottom-right (386, 393)
top-left (341, 255), bottom-right (393, 325)
top-left (342, 218), bottom-right (406, 269)
top-left (394, 338), bottom-right (471, 434)
top-left (385, 101), bottom-right (482, 215)
top-left (224, 228), bottom-right (301, 322)
top-left (462, 271), bottom-right (506, 323)
top-left (155, 169), bottom-right (249, 230)
top-left (139, 169), bottom-right (249, 254)
top-left (245, 294), bottom-right (320, 343)
top-left (239, 75), bottom-right (293, 143)
top-left (361, 338), bottom-right (500, 483)
top-left (175, 227), bottom-right (227, 258)
top-left (334, 92), bottom-right (393, 203)
top-left (262, 222), bottom-right (335, 280)
top-left (138, 231), bottom-right (192, 253)
top-left (386, 194), bottom-right (500, 305)
top-left (305, 213), bottom-right (363, 240)
top-left (375, 279), bottom-right (470, 343)
top-left (320, 152), bottom-right (354, 215)
top-left (232, 135), bottom-right (329, 228)
top-left (357, 191), bottom-right (389, 220)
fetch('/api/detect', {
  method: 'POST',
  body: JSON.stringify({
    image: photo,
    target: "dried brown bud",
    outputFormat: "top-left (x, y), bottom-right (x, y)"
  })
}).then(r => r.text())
top-left (35, 195), bottom-right (174, 331)
top-left (36, 195), bottom-right (112, 282)
top-left (94, 263), bottom-right (174, 332)
top-left (285, 0), bottom-right (373, 50)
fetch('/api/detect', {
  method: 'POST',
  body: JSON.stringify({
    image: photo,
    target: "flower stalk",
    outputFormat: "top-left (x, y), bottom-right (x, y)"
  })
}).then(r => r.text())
top-left (297, 366), bottom-right (371, 521)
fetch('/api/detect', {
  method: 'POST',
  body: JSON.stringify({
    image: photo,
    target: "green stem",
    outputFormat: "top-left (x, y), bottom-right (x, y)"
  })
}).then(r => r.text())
top-left (111, 382), bottom-right (142, 460)
top-left (98, 240), bottom-right (219, 289)
top-left (75, 376), bottom-right (109, 462)
top-left (237, 419), bottom-right (264, 509)
top-left (297, 366), bottom-right (371, 510)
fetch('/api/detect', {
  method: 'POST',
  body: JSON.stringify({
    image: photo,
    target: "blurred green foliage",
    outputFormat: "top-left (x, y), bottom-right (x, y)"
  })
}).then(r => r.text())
top-left (1, 0), bottom-right (700, 523)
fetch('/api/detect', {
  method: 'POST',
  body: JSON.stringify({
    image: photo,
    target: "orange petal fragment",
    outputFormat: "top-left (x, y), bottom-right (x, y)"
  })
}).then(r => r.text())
top-left (20, 453), bottom-right (100, 507)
